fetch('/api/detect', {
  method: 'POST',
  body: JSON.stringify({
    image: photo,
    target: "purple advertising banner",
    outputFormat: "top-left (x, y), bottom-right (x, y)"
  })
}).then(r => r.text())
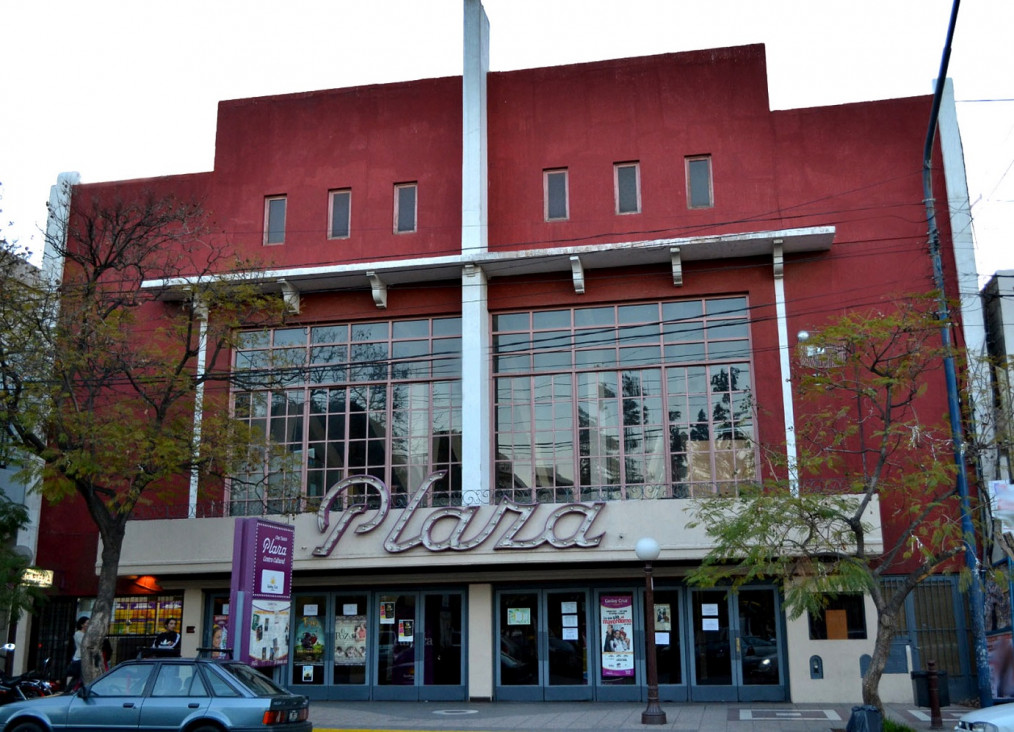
top-left (229, 518), bottom-right (295, 668)
top-left (253, 520), bottom-right (294, 599)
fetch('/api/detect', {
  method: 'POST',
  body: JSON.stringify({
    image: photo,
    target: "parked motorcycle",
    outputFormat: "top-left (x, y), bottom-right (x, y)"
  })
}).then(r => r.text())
top-left (0, 657), bottom-right (55, 704)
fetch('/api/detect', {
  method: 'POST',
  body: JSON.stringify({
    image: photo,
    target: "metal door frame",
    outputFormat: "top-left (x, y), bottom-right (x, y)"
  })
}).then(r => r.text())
top-left (687, 586), bottom-right (786, 702)
top-left (373, 589), bottom-right (467, 702)
top-left (494, 588), bottom-right (592, 701)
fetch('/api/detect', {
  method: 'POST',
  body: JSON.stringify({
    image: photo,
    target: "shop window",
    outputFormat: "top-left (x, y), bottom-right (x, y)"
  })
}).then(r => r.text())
top-left (544, 168), bottom-right (569, 221)
top-left (614, 162), bottom-right (640, 214)
top-left (329, 189), bottom-right (351, 239)
top-left (686, 156), bottom-right (713, 209)
top-left (808, 594), bottom-right (867, 639)
top-left (394, 183), bottom-right (417, 233)
top-left (264, 196), bottom-right (286, 245)
top-left (107, 593), bottom-right (184, 663)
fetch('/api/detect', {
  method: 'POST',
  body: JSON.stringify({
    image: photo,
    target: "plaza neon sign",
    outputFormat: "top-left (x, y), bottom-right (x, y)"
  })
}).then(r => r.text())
top-left (313, 472), bottom-right (605, 557)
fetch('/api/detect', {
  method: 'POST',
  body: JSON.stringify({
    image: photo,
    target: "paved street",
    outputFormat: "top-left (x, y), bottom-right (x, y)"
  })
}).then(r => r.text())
top-left (307, 700), bottom-right (969, 731)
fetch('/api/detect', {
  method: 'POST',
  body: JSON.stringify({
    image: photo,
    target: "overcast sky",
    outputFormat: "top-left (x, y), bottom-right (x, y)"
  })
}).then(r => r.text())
top-left (1, 0), bottom-right (1011, 283)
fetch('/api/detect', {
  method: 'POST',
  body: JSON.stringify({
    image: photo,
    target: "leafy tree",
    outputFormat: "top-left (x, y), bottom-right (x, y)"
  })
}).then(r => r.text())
top-left (688, 298), bottom-right (974, 711)
top-left (0, 188), bottom-right (285, 682)
top-left (0, 494), bottom-right (45, 638)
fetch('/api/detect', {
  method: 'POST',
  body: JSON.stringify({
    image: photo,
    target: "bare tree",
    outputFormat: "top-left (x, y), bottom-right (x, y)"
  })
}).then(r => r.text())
top-left (0, 189), bottom-right (285, 682)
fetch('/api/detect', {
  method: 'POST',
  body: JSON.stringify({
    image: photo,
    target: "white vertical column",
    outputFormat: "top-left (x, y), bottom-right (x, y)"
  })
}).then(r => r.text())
top-left (773, 242), bottom-right (799, 495)
top-left (460, 1), bottom-right (492, 506)
top-left (43, 171), bottom-right (80, 288)
top-left (461, 265), bottom-right (490, 505)
top-left (939, 78), bottom-right (993, 479)
top-left (467, 583), bottom-right (494, 700)
top-left (462, 0), bottom-right (489, 255)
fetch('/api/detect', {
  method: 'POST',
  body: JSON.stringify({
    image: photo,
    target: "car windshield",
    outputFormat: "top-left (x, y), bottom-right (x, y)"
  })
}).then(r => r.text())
top-left (219, 662), bottom-right (288, 696)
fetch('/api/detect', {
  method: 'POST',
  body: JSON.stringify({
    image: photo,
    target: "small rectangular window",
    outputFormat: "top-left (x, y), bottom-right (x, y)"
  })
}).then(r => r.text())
top-left (544, 169), bottom-right (569, 221)
top-left (686, 156), bottom-right (713, 209)
top-left (264, 196), bottom-right (286, 245)
top-left (615, 162), bottom-right (640, 214)
top-left (394, 183), bottom-right (417, 234)
top-left (808, 594), bottom-right (867, 640)
top-left (329, 189), bottom-right (351, 239)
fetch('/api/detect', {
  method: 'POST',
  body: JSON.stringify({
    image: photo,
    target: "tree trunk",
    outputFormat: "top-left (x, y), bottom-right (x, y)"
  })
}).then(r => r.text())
top-left (862, 608), bottom-right (899, 712)
top-left (80, 521), bottom-right (125, 684)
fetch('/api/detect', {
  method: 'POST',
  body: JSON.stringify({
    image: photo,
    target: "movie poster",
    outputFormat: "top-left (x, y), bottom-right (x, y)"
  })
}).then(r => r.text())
top-left (295, 614), bottom-right (324, 664)
top-left (600, 595), bottom-right (634, 677)
top-left (334, 615), bottom-right (367, 666)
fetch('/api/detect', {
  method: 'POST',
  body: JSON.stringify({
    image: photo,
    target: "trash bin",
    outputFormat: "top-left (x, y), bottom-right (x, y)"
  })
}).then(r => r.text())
top-left (911, 669), bottom-right (950, 707)
top-left (845, 705), bottom-right (883, 732)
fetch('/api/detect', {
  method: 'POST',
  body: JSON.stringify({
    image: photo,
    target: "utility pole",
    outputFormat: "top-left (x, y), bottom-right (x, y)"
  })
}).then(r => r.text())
top-left (922, 0), bottom-right (992, 708)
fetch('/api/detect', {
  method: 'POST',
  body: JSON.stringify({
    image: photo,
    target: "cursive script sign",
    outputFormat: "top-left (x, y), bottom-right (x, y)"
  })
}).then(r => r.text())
top-left (262, 536), bottom-right (289, 557)
top-left (313, 472), bottom-right (606, 557)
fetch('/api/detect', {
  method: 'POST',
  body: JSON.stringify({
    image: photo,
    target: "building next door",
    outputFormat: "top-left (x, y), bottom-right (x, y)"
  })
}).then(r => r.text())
top-left (689, 587), bottom-right (786, 702)
top-left (497, 589), bottom-right (591, 701)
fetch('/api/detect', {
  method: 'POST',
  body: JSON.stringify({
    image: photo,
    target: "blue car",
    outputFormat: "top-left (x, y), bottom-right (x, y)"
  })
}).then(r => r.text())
top-left (0, 655), bottom-right (310, 732)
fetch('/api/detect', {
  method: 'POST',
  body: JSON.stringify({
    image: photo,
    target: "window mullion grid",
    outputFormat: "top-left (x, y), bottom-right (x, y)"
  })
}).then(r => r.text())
top-left (704, 365), bottom-right (720, 496)
top-left (613, 369), bottom-right (629, 501)
top-left (297, 385), bottom-right (311, 512)
top-left (658, 367), bottom-right (674, 498)
top-left (524, 376), bottom-right (536, 504)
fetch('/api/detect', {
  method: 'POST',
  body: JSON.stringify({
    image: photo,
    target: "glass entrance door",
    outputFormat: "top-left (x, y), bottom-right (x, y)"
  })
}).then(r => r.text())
top-left (377, 593), bottom-right (416, 694)
top-left (422, 593), bottom-right (463, 700)
top-left (291, 594), bottom-right (329, 698)
top-left (375, 591), bottom-right (465, 701)
top-left (332, 593), bottom-right (369, 699)
top-left (593, 588), bottom-right (688, 702)
top-left (496, 589), bottom-right (591, 701)
top-left (689, 588), bottom-right (785, 702)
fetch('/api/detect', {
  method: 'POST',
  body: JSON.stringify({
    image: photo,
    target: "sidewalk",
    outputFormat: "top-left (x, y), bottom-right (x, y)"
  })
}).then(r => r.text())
top-left (308, 700), bottom-right (969, 732)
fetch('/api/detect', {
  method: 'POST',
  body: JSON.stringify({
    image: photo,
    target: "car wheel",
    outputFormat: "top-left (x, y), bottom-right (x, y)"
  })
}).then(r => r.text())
top-left (10, 721), bottom-right (45, 732)
top-left (190, 725), bottom-right (221, 732)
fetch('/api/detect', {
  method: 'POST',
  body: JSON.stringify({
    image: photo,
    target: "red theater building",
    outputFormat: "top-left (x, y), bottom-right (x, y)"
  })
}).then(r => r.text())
top-left (31, 1), bottom-right (985, 706)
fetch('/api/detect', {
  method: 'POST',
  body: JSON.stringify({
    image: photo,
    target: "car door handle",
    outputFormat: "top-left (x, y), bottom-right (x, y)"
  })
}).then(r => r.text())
top-left (189, 703), bottom-right (199, 708)
top-left (122, 702), bottom-right (135, 708)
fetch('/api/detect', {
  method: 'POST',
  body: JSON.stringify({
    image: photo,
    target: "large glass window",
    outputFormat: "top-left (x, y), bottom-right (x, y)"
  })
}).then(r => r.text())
top-left (231, 317), bottom-right (462, 516)
top-left (493, 298), bottom-right (756, 502)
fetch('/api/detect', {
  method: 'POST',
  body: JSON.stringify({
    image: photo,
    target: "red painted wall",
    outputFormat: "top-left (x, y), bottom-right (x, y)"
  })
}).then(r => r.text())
top-left (42, 44), bottom-right (963, 595)
top-left (209, 77), bottom-right (463, 266)
top-left (487, 45), bottom-right (776, 251)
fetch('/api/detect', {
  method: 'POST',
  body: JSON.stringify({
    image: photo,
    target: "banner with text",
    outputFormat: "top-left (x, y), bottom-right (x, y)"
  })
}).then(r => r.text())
top-left (229, 518), bottom-right (294, 668)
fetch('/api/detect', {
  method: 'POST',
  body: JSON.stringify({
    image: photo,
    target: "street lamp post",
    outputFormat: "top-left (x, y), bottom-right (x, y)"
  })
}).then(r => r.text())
top-left (636, 537), bottom-right (666, 725)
